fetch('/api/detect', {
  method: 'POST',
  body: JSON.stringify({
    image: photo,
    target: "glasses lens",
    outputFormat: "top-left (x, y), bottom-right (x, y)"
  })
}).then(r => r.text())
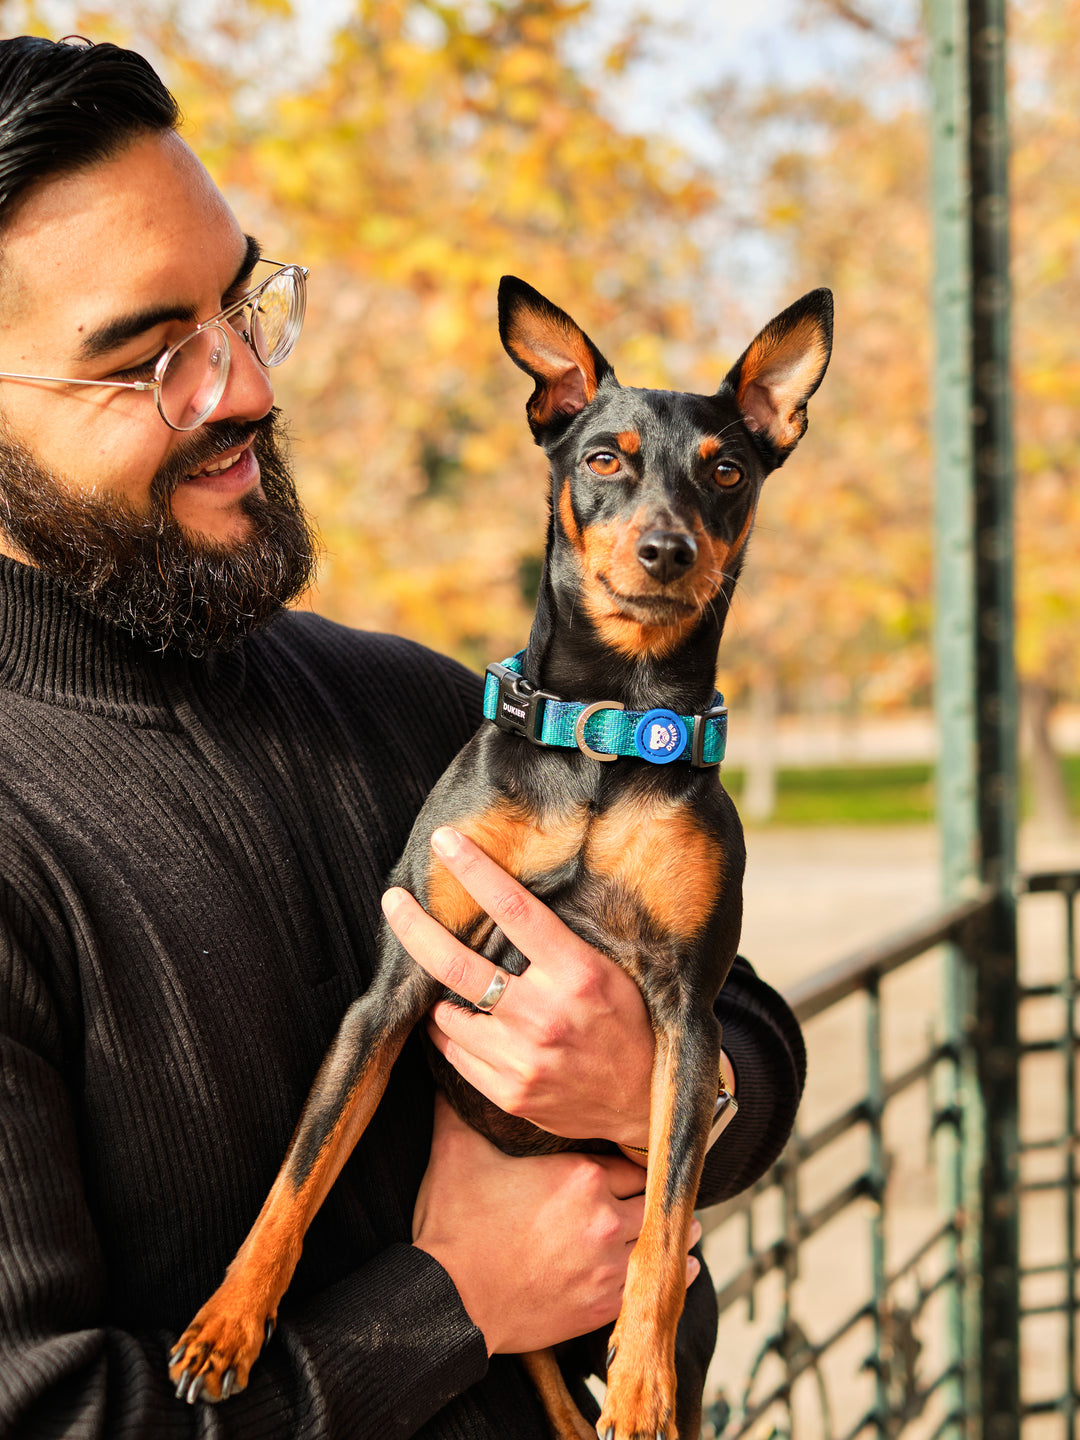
top-left (159, 325), bottom-right (231, 431)
top-left (250, 267), bottom-right (306, 367)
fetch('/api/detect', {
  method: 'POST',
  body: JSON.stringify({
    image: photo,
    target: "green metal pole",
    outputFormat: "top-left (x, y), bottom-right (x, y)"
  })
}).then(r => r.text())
top-left (930, 0), bottom-right (978, 906)
top-left (967, 2), bottom-right (1021, 1434)
top-left (928, 5), bottom-right (980, 1433)
top-left (929, 0), bottom-right (1020, 1433)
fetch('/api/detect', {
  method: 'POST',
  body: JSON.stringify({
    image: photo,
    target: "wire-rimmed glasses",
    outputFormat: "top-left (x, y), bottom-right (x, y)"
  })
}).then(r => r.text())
top-left (0, 261), bottom-right (308, 432)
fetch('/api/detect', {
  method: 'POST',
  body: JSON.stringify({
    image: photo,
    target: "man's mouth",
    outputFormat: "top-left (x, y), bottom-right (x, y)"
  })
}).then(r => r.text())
top-left (186, 440), bottom-right (252, 480)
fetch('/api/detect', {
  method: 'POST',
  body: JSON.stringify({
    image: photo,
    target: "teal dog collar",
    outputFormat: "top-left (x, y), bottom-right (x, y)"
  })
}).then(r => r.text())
top-left (483, 652), bottom-right (727, 768)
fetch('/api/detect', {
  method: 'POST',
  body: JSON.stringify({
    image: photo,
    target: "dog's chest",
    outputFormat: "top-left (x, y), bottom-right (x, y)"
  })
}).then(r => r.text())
top-left (425, 788), bottom-right (726, 957)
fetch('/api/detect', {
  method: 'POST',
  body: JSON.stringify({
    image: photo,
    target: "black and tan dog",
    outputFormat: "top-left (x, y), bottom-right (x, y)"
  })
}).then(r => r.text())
top-left (168, 278), bottom-right (832, 1438)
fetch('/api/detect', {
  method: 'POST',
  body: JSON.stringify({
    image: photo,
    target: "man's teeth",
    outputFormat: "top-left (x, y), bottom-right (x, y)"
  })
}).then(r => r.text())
top-left (191, 450), bottom-right (240, 478)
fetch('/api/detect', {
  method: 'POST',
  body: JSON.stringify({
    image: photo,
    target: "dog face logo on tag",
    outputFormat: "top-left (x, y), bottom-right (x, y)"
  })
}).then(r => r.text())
top-left (633, 709), bottom-right (688, 764)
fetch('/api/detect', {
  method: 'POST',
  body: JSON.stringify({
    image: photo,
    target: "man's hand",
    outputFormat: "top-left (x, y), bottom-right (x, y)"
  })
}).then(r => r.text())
top-left (412, 1095), bottom-right (702, 1355)
top-left (380, 826), bottom-right (654, 1150)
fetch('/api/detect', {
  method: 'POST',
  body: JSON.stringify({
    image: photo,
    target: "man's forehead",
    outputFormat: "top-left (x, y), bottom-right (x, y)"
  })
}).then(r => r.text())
top-left (0, 131), bottom-right (248, 348)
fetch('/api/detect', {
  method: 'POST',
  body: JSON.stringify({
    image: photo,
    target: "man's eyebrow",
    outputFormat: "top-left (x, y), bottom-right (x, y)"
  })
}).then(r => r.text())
top-left (76, 234), bottom-right (264, 362)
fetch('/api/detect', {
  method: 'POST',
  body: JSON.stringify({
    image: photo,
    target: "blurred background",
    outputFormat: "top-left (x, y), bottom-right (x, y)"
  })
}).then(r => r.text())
top-left (5, 0), bottom-right (1078, 855)
top-left (6, 3), bottom-right (1077, 1431)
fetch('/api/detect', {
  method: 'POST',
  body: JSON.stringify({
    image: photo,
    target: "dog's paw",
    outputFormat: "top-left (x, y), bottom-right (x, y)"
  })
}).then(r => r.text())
top-left (597, 1344), bottom-right (677, 1440)
top-left (167, 1298), bottom-right (276, 1403)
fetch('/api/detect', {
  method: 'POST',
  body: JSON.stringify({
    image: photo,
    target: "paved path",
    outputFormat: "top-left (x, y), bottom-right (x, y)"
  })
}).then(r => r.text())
top-left (701, 821), bottom-right (1080, 1435)
top-left (739, 821), bottom-right (1080, 992)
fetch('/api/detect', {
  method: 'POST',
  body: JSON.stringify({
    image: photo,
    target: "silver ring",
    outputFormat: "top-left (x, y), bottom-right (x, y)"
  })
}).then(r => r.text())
top-left (574, 700), bottom-right (625, 762)
top-left (474, 968), bottom-right (510, 1013)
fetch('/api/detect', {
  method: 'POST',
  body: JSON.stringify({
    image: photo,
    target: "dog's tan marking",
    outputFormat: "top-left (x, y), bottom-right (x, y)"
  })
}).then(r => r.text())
top-left (616, 429), bottom-right (641, 454)
top-left (425, 799), bottom-right (588, 939)
top-left (522, 1351), bottom-right (599, 1440)
top-left (168, 1028), bottom-right (410, 1400)
top-left (737, 312), bottom-right (829, 450)
top-left (574, 507), bottom-right (725, 662)
top-left (504, 311), bottom-right (600, 427)
top-left (558, 478), bottom-right (583, 552)
top-left (698, 435), bottom-right (721, 461)
top-left (588, 796), bottom-right (722, 944)
top-left (600, 1035), bottom-right (707, 1440)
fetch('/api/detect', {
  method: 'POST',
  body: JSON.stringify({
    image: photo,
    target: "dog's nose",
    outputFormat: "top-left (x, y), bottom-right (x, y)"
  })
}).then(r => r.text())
top-left (636, 530), bottom-right (698, 584)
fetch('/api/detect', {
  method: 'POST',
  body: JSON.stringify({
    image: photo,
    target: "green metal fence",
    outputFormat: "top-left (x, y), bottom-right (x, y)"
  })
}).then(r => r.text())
top-left (699, 869), bottom-right (1080, 1440)
top-left (694, 3), bottom-right (1076, 1435)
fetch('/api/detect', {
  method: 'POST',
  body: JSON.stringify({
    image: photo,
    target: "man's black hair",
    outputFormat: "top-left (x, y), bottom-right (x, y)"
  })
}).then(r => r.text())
top-left (0, 36), bottom-right (180, 221)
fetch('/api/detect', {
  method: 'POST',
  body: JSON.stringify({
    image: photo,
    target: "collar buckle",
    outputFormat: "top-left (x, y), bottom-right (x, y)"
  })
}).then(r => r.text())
top-left (690, 702), bottom-right (728, 768)
top-left (486, 661), bottom-right (558, 744)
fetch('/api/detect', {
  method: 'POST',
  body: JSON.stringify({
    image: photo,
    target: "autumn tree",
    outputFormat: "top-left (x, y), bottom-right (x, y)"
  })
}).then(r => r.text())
top-left (700, 0), bottom-right (1080, 824)
top-left (6, 0), bottom-right (736, 671)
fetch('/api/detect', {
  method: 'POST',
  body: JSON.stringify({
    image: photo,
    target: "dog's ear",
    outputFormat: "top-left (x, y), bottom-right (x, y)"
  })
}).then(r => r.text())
top-left (499, 277), bottom-right (614, 433)
top-left (722, 289), bottom-right (833, 460)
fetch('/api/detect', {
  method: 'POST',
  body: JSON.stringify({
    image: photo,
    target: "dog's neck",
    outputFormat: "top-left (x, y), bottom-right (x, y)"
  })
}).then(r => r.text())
top-left (522, 576), bottom-right (727, 716)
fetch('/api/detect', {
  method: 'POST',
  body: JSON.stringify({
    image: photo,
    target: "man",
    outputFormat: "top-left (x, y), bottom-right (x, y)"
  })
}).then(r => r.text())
top-left (0, 35), bottom-right (805, 1438)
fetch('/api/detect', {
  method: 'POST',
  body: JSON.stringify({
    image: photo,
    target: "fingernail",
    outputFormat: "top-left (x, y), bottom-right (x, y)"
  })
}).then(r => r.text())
top-left (686, 1256), bottom-right (701, 1284)
top-left (430, 827), bottom-right (463, 859)
top-left (690, 1220), bottom-right (702, 1245)
top-left (381, 888), bottom-right (406, 919)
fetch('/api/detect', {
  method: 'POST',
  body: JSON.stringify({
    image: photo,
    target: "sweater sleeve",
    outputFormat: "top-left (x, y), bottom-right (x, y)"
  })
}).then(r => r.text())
top-left (0, 898), bottom-right (489, 1440)
top-left (695, 956), bottom-right (806, 1209)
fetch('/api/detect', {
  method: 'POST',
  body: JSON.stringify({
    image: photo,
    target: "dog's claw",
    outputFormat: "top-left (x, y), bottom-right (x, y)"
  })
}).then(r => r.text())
top-left (222, 1368), bottom-right (237, 1401)
top-left (604, 1429), bottom-right (614, 1440)
top-left (265, 1317), bottom-right (276, 1345)
top-left (606, 1345), bottom-right (616, 1370)
top-left (185, 1375), bottom-right (204, 1405)
top-left (174, 1369), bottom-right (192, 1402)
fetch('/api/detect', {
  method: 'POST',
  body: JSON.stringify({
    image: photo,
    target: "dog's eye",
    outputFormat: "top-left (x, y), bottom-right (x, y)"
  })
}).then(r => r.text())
top-left (587, 452), bottom-right (621, 477)
top-left (714, 462), bottom-right (742, 488)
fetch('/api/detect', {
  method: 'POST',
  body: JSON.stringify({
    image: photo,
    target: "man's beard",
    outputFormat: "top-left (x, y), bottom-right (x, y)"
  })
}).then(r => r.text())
top-left (0, 409), bottom-right (319, 656)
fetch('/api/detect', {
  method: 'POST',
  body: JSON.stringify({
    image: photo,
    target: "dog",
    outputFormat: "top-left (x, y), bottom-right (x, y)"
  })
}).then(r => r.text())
top-left (168, 277), bottom-right (832, 1438)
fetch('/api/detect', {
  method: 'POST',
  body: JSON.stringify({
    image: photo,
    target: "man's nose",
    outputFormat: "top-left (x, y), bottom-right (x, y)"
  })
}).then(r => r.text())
top-left (211, 325), bottom-right (274, 423)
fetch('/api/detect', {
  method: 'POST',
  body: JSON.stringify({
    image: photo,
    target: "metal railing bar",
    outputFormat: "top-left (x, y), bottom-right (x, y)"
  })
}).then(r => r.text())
top-left (1020, 1393), bottom-right (1080, 1416)
top-left (924, 1406), bottom-right (968, 1440)
top-left (1020, 1259), bottom-right (1076, 1277)
top-left (785, 891), bottom-right (996, 1023)
top-left (1019, 1037), bottom-right (1075, 1055)
top-left (1019, 983), bottom-right (1073, 999)
top-left (1021, 871), bottom-right (1080, 894)
top-left (727, 1326), bottom-right (963, 1440)
top-left (884, 1046), bottom-right (952, 1105)
top-left (1017, 1135), bottom-right (1073, 1153)
top-left (883, 1219), bottom-right (962, 1287)
top-left (713, 1176), bottom-right (867, 1312)
top-left (835, 1405), bottom-right (882, 1440)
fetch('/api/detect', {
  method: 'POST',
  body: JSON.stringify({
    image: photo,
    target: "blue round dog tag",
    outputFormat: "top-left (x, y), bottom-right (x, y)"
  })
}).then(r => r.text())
top-left (633, 709), bottom-right (688, 764)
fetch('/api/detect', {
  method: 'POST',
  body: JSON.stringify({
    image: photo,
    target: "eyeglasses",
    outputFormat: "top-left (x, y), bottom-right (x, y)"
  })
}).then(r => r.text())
top-left (0, 261), bottom-right (308, 432)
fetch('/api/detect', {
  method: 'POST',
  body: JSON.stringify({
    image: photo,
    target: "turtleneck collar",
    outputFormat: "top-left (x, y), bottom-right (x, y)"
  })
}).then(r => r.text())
top-left (0, 554), bottom-right (247, 726)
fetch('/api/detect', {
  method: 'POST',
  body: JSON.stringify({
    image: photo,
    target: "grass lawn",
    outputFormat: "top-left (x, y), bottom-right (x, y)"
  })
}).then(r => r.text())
top-left (722, 756), bottom-right (1080, 826)
top-left (722, 762), bottom-right (936, 825)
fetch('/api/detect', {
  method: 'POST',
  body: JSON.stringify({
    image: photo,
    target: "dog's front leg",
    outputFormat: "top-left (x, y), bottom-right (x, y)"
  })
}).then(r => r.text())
top-left (598, 1015), bottom-right (719, 1440)
top-left (169, 954), bottom-right (437, 1403)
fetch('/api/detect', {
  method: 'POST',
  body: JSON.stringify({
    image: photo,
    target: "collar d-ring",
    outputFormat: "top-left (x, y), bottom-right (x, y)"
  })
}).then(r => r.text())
top-left (574, 700), bottom-right (626, 762)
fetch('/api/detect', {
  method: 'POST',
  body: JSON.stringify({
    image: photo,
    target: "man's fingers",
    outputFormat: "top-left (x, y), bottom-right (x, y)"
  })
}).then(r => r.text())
top-left (428, 828), bottom-right (582, 979)
top-left (381, 886), bottom-right (513, 1012)
top-left (425, 1014), bottom-right (507, 1095)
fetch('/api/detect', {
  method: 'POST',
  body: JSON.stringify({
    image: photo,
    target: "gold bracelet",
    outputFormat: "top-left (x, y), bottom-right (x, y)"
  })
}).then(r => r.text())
top-left (621, 1060), bottom-right (738, 1159)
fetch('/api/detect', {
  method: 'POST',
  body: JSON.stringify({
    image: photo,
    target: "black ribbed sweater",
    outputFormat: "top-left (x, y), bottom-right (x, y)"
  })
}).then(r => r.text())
top-left (0, 556), bottom-right (805, 1439)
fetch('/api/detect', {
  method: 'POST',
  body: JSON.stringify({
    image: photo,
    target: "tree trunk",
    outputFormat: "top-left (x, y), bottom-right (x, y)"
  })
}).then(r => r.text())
top-left (1021, 680), bottom-right (1073, 839)
top-left (743, 671), bottom-right (779, 824)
